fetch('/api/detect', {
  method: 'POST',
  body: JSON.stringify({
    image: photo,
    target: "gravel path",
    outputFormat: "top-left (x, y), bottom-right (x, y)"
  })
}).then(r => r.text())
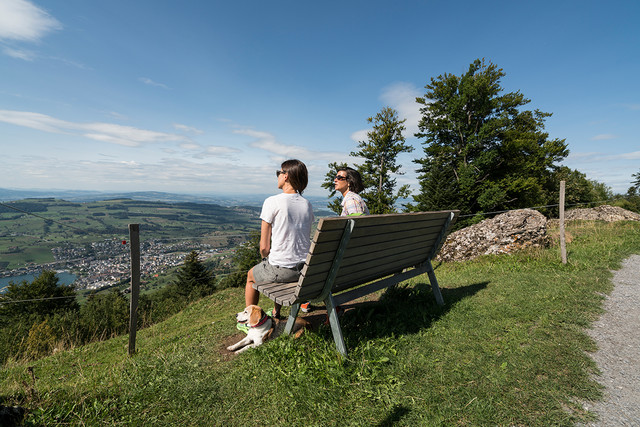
top-left (582, 254), bottom-right (640, 426)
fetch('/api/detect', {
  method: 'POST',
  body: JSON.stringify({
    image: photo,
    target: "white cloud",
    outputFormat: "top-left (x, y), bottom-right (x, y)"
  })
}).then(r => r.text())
top-left (139, 77), bottom-right (169, 89)
top-left (349, 82), bottom-right (424, 144)
top-left (233, 127), bottom-right (342, 161)
top-left (350, 129), bottom-right (369, 143)
top-left (203, 146), bottom-right (241, 155)
top-left (567, 150), bottom-right (640, 162)
top-left (0, 109), bottom-right (187, 146)
top-left (591, 134), bottom-right (617, 140)
top-left (174, 123), bottom-right (204, 134)
top-left (180, 142), bottom-right (201, 150)
top-left (1, 156), bottom-right (269, 194)
top-left (612, 150), bottom-right (640, 160)
top-left (0, 0), bottom-right (62, 42)
top-left (380, 82), bottom-right (423, 135)
top-left (2, 46), bottom-right (35, 60)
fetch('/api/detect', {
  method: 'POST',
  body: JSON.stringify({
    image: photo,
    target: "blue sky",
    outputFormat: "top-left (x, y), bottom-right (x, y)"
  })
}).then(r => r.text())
top-left (1, 0), bottom-right (638, 199)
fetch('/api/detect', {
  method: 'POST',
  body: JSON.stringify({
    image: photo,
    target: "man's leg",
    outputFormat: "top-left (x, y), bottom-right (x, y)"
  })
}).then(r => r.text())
top-left (245, 267), bottom-right (260, 307)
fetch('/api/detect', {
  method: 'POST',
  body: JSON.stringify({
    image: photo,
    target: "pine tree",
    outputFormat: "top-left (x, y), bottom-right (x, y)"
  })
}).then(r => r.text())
top-left (173, 251), bottom-right (216, 299)
top-left (351, 107), bottom-right (414, 214)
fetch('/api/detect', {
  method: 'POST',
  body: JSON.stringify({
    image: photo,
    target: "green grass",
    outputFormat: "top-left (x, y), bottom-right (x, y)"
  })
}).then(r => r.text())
top-left (1, 220), bottom-right (639, 426)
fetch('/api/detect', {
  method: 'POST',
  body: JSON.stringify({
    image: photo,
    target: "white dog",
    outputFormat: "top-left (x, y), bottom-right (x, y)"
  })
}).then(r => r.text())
top-left (227, 305), bottom-right (273, 354)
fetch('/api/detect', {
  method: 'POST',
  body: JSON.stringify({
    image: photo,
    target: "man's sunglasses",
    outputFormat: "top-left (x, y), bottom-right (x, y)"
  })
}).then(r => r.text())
top-left (334, 175), bottom-right (347, 181)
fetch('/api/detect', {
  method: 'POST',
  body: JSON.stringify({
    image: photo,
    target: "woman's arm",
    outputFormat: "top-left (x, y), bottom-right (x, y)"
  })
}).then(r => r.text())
top-left (259, 220), bottom-right (272, 258)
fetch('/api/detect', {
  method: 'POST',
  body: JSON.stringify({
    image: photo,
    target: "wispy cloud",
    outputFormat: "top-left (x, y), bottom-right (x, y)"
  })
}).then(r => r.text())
top-left (3, 156), bottom-right (272, 194)
top-left (0, 109), bottom-right (187, 147)
top-left (350, 129), bottom-right (368, 143)
top-left (591, 134), bottom-right (617, 140)
top-left (195, 145), bottom-right (242, 158)
top-left (566, 150), bottom-right (640, 162)
top-left (233, 127), bottom-right (342, 161)
top-left (0, 0), bottom-right (62, 43)
top-left (139, 77), bottom-right (169, 89)
top-left (2, 46), bottom-right (35, 60)
top-left (174, 123), bottom-right (204, 134)
top-left (350, 82), bottom-right (423, 144)
top-left (380, 82), bottom-right (422, 135)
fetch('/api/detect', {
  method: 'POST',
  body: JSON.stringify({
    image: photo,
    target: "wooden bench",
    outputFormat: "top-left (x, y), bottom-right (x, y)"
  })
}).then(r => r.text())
top-left (254, 210), bottom-right (459, 356)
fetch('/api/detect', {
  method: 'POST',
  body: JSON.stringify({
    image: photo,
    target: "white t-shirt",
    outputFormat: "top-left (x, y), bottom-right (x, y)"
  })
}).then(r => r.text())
top-left (260, 192), bottom-right (314, 268)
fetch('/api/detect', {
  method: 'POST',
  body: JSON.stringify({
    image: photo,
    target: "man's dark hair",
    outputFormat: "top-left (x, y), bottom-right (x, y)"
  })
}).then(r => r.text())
top-left (338, 167), bottom-right (365, 193)
top-left (282, 159), bottom-right (308, 194)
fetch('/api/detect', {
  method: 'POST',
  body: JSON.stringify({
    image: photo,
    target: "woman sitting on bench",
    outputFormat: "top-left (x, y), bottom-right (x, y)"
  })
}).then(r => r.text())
top-left (300, 166), bottom-right (369, 314)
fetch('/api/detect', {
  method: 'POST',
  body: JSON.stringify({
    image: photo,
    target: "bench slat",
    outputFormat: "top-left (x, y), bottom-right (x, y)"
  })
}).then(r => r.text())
top-left (300, 251), bottom-right (428, 295)
top-left (254, 281), bottom-right (298, 306)
top-left (308, 227), bottom-right (443, 259)
top-left (305, 238), bottom-right (436, 274)
top-left (313, 217), bottom-right (450, 246)
top-left (303, 234), bottom-right (434, 266)
top-left (303, 232), bottom-right (439, 272)
top-left (316, 211), bottom-right (454, 231)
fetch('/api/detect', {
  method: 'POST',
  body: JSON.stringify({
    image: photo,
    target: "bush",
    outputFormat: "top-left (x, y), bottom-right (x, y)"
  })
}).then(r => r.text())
top-left (25, 319), bottom-right (56, 360)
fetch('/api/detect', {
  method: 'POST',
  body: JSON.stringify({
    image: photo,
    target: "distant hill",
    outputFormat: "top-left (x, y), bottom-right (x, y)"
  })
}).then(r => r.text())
top-left (0, 188), bottom-right (335, 212)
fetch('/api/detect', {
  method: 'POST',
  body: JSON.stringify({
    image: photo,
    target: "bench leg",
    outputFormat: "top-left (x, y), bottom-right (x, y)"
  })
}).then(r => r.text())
top-left (325, 295), bottom-right (348, 356)
top-left (284, 303), bottom-right (301, 335)
top-left (426, 260), bottom-right (444, 306)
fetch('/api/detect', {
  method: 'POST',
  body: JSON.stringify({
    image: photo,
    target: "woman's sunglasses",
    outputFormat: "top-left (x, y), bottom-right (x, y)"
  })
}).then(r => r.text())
top-left (276, 170), bottom-right (286, 177)
top-left (334, 175), bottom-right (347, 181)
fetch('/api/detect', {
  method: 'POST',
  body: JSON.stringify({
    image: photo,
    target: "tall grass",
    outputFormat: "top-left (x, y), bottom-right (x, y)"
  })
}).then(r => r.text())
top-left (1, 220), bottom-right (639, 426)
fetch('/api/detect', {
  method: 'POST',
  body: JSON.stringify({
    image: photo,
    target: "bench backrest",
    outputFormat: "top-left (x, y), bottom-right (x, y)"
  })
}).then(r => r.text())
top-left (294, 211), bottom-right (458, 302)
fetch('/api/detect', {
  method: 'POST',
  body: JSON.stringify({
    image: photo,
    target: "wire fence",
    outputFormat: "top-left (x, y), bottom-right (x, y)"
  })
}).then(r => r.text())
top-left (1, 195), bottom-right (638, 306)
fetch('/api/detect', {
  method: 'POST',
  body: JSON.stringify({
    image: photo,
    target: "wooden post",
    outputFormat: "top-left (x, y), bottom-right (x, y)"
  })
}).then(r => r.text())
top-left (128, 224), bottom-right (140, 355)
top-left (559, 181), bottom-right (567, 264)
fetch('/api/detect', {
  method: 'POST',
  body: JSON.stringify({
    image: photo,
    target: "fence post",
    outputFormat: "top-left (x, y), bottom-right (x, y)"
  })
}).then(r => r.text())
top-left (559, 181), bottom-right (567, 264)
top-left (128, 224), bottom-right (140, 355)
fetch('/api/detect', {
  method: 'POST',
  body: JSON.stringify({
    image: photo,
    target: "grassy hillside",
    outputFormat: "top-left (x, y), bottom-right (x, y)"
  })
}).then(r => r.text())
top-left (1, 220), bottom-right (639, 426)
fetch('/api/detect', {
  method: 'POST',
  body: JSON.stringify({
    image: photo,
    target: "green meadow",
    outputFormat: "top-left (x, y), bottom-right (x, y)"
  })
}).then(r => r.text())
top-left (1, 220), bottom-right (639, 426)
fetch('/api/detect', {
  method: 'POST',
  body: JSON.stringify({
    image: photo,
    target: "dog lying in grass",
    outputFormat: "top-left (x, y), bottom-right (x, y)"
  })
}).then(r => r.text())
top-left (227, 304), bottom-right (312, 354)
top-left (227, 305), bottom-right (273, 354)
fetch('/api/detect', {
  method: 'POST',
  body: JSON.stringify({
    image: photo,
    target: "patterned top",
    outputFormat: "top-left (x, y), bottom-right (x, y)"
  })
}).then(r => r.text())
top-left (341, 191), bottom-right (369, 216)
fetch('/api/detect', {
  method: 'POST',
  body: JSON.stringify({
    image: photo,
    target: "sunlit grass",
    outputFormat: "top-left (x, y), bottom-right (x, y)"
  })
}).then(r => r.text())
top-left (1, 220), bottom-right (639, 425)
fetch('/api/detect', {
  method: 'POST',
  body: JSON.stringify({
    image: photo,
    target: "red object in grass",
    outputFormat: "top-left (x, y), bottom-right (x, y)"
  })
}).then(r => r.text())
top-left (122, 240), bottom-right (127, 245)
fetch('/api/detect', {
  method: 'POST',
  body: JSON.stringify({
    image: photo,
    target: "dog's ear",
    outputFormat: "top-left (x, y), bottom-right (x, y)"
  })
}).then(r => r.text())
top-left (248, 306), bottom-right (262, 327)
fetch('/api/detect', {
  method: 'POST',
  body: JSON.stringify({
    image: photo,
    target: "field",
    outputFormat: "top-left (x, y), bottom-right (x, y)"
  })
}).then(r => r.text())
top-left (0, 198), bottom-right (261, 270)
top-left (1, 220), bottom-right (639, 425)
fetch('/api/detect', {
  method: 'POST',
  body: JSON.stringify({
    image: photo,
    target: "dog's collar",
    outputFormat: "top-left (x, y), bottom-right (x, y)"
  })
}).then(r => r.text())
top-left (251, 313), bottom-right (270, 328)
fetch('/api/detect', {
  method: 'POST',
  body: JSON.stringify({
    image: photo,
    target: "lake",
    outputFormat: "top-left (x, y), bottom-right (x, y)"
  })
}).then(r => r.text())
top-left (0, 271), bottom-right (77, 293)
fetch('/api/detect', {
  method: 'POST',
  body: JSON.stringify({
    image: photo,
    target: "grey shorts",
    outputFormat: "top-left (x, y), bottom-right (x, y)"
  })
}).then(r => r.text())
top-left (252, 259), bottom-right (303, 283)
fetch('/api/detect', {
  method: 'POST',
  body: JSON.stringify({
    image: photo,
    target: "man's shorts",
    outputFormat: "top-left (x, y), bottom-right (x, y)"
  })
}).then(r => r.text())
top-left (252, 259), bottom-right (302, 283)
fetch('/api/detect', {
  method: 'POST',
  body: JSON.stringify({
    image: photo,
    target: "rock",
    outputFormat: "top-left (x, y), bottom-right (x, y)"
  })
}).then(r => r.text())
top-left (564, 205), bottom-right (640, 222)
top-left (438, 209), bottom-right (549, 262)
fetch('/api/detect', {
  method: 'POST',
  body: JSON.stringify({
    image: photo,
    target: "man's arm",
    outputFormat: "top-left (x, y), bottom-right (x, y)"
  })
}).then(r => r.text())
top-left (259, 220), bottom-right (272, 259)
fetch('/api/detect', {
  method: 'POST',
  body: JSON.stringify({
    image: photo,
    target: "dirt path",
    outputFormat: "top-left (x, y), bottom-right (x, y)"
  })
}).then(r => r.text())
top-left (582, 254), bottom-right (640, 426)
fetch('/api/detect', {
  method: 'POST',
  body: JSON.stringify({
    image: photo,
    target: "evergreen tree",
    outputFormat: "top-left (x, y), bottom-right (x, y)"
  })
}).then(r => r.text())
top-left (0, 270), bottom-right (78, 323)
top-left (353, 107), bottom-right (414, 214)
top-left (413, 59), bottom-right (568, 222)
top-left (172, 251), bottom-right (216, 298)
top-left (632, 169), bottom-right (640, 193)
